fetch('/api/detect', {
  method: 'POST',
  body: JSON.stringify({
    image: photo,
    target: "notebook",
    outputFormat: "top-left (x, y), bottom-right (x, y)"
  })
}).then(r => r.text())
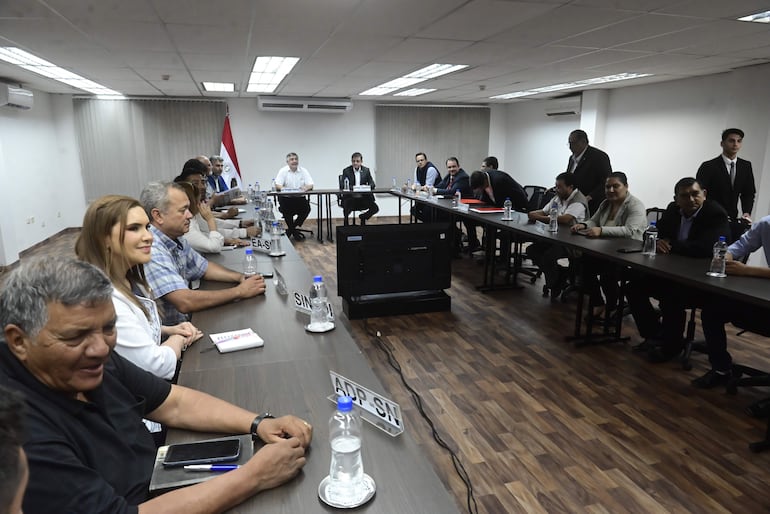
top-left (209, 329), bottom-right (264, 353)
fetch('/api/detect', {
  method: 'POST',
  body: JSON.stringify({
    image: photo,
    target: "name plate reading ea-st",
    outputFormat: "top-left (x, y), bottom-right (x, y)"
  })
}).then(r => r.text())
top-left (328, 371), bottom-right (403, 437)
top-left (292, 291), bottom-right (334, 320)
top-left (250, 237), bottom-right (273, 254)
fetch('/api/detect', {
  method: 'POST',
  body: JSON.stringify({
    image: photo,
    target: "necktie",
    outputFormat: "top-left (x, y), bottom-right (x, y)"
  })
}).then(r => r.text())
top-left (730, 161), bottom-right (736, 187)
top-left (448, 176), bottom-right (454, 189)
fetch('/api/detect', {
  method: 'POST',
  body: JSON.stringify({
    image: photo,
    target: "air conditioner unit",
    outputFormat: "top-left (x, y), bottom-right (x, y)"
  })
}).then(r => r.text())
top-left (257, 96), bottom-right (352, 113)
top-left (0, 85), bottom-right (34, 110)
top-left (544, 98), bottom-right (580, 117)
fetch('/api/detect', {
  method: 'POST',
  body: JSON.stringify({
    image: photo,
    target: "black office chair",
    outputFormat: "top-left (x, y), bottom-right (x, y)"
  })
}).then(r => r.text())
top-left (646, 207), bottom-right (666, 225)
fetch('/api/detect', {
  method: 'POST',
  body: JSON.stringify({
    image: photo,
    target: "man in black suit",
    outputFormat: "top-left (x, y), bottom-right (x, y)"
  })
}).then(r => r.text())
top-left (469, 169), bottom-right (528, 211)
top-left (695, 128), bottom-right (755, 223)
top-left (627, 178), bottom-right (730, 362)
top-left (340, 152), bottom-right (378, 225)
top-left (566, 130), bottom-right (612, 214)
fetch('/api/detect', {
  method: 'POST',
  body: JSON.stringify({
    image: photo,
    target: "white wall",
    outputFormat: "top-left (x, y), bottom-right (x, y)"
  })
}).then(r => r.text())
top-left (500, 100), bottom-right (579, 187)
top-left (0, 90), bottom-right (85, 265)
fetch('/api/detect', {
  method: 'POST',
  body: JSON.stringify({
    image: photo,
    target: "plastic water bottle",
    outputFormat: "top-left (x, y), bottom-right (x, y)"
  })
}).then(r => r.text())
top-left (253, 206), bottom-right (260, 229)
top-left (503, 197), bottom-right (512, 220)
top-left (255, 181), bottom-right (260, 192)
top-left (549, 202), bottom-right (559, 233)
top-left (344, 177), bottom-right (350, 191)
top-left (243, 248), bottom-right (257, 277)
top-left (309, 275), bottom-right (329, 327)
top-left (269, 221), bottom-right (284, 256)
top-left (707, 236), bottom-right (728, 277)
top-left (247, 184), bottom-right (254, 202)
top-left (271, 179), bottom-right (277, 192)
top-left (327, 395), bottom-right (364, 504)
top-left (642, 221), bottom-right (658, 256)
top-left (406, 178), bottom-right (412, 192)
top-left (392, 176), bottom-right (397, 189)
top-left (262, 200), bottom-right (275, 234)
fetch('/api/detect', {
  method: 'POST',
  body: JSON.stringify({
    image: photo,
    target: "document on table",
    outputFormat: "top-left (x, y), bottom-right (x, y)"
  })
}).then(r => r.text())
top-left (210, 328), bottom-right (264, 353)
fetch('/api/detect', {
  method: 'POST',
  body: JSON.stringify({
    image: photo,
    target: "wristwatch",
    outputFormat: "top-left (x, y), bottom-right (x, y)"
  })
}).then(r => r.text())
top-left (250, 412), bottom-right (275, 442)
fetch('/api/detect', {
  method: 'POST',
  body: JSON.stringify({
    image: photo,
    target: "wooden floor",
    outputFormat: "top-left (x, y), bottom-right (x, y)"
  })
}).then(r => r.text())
top-left (10, 219), bottom-right (770, 513)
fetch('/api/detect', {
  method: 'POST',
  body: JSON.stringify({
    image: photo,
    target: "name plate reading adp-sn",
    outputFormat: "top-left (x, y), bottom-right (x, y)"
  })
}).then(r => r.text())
top-left (328, 371), bottom-right (403, 437)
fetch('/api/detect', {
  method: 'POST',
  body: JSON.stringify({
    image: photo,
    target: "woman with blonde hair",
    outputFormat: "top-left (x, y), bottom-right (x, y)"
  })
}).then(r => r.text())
top-left (76, 195), bottom-right (202, 381)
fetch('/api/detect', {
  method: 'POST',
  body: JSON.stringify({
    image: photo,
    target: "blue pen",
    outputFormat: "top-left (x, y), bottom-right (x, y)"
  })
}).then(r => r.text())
top-left (184, 464), bottom-right (240, 472)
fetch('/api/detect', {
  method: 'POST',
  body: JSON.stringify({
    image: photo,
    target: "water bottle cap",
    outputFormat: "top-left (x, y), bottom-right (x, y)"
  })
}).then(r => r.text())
top-left (718, 236), bottom-right (726, 241)
top-left (337, 395), bottom-right (353, 412)
top-left (313, 275), bottom-right (323, 283)
top-left (245, 248), bottom-right (253, 254)
top-left (272, 221), bottom-right (278, 226)
top-left (505, 197), bottom-right (510, 200)
top-left (650, 221), bottom-right (656, 226)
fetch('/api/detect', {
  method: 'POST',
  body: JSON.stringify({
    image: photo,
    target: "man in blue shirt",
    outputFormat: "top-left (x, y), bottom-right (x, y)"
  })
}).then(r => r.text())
top-left (140, 182), bottom-right (265, 324)
top-left (693, 215), bottom-right (770, 388)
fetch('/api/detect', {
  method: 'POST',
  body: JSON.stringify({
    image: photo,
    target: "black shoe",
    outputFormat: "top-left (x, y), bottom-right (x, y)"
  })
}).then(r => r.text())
top-left (692, 369), bottom-right (732, 389)
top-left (359, 214), bottom-right (367, 225)
top-left (293, 231), bottom-right (306, 241)
top-left (647, 344), bottom-right (682, 363)
top-left (632, 339), bottom-right (661, 353)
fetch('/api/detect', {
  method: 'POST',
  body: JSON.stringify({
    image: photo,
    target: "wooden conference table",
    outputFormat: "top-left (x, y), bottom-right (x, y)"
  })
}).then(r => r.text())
top-left (170, 237), bottom-right (460, 513)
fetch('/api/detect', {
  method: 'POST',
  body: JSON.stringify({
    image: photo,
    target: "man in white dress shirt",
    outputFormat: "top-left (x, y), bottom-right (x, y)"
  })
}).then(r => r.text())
top-left (274, 152), bottom-right (314, 240)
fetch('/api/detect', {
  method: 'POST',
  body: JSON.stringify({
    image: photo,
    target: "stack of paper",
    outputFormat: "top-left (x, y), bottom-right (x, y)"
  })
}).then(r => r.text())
top-left (209, 329), bottom-right (264, 353)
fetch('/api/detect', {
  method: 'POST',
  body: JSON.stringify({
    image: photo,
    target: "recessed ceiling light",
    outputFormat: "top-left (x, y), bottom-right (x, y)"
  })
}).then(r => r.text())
top-left (359, 63), bottom-right (468, 96)
top-left (203, 82), bottom-right (235, 92)
top-left (394, 88), bottom-right (437, 97)
top-left (738, 10), bottom-right (770, 23)
top-left (491, 73), bottom-right (652, 100)
top-left (0, 47), bottom-right (123, 97)
top-left (246, 56), bottom-right (299, 93)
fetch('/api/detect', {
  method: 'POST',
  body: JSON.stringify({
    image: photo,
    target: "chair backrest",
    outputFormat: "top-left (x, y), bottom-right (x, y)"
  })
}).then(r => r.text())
top-left (728, 218), bottom-right (751, 245)
top-left (523, 185), bottom-right (547, 211)
top-left (646, 207), bottom-right (665, 224)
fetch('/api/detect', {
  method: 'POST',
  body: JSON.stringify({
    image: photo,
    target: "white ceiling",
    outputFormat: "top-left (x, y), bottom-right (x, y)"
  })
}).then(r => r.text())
top-left (0, 0), bottom-right (769, 103)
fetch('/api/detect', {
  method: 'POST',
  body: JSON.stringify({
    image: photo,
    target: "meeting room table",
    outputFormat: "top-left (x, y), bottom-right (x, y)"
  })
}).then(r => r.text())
top-left (168, 235), bottom-right (460, 513)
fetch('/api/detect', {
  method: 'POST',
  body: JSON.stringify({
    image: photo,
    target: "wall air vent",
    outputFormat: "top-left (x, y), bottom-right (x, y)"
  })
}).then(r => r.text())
top-left (257, 96), bottom-right (352, 113)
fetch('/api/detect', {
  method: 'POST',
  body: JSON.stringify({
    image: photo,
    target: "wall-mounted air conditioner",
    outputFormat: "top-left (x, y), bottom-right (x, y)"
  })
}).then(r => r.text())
top-left (257, 96), bottom-right (352, 113)
top-left (544, 97), bottom-right (580, 117)
top-left (0, 84), bottom-right (34, 110)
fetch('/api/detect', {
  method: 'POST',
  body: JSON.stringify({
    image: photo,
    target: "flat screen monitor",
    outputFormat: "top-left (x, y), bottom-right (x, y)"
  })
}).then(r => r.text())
top-left (336, 223), bottom-right (452, 298)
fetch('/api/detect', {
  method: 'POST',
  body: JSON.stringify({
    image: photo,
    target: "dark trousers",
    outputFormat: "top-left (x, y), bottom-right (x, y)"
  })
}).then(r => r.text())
top-left (701, 299), bottom-right (770, 372)
top-left (582, 257), bottom-right (622, 310)
top-left (342, 195), bottom-right (379, 224)
top-left (626, 275), bottom-right (696, 347)
top-left (278, 196), bottom-right (311, 233)
top-left (527, 242), bottom-right (567, 289)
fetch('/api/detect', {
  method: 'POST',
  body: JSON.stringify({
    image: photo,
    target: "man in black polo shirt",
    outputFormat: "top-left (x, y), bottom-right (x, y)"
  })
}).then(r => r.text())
top-left (0, 257), bottom-right (312, 514)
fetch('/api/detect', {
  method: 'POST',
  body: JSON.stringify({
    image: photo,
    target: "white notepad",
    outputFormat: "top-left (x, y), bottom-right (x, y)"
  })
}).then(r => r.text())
top-left (210, 329), bottom-right (264, 353)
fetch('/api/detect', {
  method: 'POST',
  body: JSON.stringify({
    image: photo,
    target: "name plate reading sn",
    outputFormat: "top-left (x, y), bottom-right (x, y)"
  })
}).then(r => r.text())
top-left (328, 371), bottom-right (403, 437)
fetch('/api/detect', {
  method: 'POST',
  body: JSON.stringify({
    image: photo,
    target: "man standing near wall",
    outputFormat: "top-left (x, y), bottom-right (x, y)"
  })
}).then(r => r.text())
top-left (696, 128), bottom-right (755, 223)
top-left (565, 130), bottom-right (612, 214)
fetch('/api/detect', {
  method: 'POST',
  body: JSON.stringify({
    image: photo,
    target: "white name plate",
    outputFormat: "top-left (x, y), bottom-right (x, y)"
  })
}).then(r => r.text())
top-left (353, 185), bottom-right (372, 192)
top-left (329, 371), bottom-right (403, 437)
top-left (251, 237), bottom-right (273, 254)
top-left (456, 203), bottom-right (470, 213)
top-left (291, 290), bottom-right (334, 320)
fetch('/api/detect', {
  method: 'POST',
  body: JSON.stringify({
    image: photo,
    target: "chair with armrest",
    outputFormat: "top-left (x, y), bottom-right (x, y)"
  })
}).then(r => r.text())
top-left (646, 207), bottom-right (666, 225)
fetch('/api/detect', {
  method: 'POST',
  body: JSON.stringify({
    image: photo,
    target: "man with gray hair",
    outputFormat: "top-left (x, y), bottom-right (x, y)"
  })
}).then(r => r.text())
top-left (140, 181), bottom-right (265, 324)
top-left (207, 155), bottom-right (230, 193)
top-left (0, 257), bottom-right (312, 513)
